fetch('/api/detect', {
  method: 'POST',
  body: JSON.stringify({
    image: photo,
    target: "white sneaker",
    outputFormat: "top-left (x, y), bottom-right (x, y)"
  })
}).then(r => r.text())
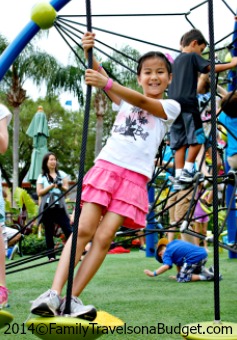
top-left (179, 169), bottom-right (204, 183)
top-left (60, 296), bottom-right (97, 320)
top-left (8, 244), bottom-right (19, 260)
top-left (30, 289), bottom-right (62, 316)
top-left (201, 267), bottom-right (215, 281)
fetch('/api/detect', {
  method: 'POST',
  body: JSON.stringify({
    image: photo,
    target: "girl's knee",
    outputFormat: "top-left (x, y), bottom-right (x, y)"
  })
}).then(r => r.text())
top-left (94, 231), bottom-right (114, 250)
top-left (77, 225), bottom-right (94, 241)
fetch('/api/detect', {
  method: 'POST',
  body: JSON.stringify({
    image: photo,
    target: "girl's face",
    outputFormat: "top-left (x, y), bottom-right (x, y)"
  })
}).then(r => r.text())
top-left (47, 154), bottom-right (57, 170)
top-left (137, 57), bottom-right (172, 99)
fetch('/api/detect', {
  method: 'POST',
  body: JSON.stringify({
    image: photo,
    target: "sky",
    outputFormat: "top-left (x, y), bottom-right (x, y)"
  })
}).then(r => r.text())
top-left (0, 0), bottom-right (237, 109)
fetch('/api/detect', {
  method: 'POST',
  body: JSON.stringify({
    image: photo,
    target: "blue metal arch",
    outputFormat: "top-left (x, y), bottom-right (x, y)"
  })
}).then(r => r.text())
top-left (0, 0), bottom-right (71, 80)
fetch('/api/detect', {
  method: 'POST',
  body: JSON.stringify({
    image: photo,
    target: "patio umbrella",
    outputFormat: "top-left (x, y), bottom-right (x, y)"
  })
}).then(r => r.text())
top-left (26, 106), bottom-right (49, 182)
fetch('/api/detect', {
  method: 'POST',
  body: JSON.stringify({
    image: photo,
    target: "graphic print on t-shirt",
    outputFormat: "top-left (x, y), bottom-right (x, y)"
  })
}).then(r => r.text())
top-left (113, 106), bottom-right (150, 141)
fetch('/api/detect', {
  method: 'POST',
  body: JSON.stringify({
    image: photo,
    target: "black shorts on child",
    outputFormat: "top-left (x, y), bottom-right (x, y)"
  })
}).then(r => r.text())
top-left (170, 112), bottom-right (205, 150)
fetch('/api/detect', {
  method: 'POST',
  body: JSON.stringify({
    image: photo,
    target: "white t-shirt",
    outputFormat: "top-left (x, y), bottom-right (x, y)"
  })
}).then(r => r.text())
top-left (0, 104), bottom-right (12, 125)
top-left (96, 99), bottom-right (180, 179)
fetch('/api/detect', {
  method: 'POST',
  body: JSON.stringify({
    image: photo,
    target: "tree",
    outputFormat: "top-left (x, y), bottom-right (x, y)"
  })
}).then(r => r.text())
top-left (0, 33), bottom-right (85, 196)
top-left (0, 95), bottom-right (97, 189)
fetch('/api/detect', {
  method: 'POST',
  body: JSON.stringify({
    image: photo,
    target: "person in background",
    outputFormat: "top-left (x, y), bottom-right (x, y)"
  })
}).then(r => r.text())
top-left (168, 29), bottom-right (237, 189)
top-left (195, 73), bottom-right (226, 207)
top-left (193, 185), bottom-right (210, 252)
top-left (144, 238), bottom-right (221, 282)
top-left (37, 152), bottom-right (72, 261)
top-left (218, 91), bottom-right (237, 174)
top-left (0, 104), bottom-right (12, 308)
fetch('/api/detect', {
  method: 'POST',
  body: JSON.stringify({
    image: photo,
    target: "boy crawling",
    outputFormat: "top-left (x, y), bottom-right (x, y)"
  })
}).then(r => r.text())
top-left (144, 238), bottom-right (221, 282)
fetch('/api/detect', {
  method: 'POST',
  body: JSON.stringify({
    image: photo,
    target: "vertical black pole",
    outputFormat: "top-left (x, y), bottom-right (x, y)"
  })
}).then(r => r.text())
top-left (208, 0), bottom-right (220, 322)
top-left (64, 0), bottom-right (92, 315)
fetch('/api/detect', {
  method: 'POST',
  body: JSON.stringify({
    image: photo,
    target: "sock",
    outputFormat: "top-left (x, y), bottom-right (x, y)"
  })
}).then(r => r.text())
top-left (199, 274), bottom-right (207, 281)
top-left (184, 162), bottom-right (194, 172)
top-left (175, 169), bottom-right (182, 178)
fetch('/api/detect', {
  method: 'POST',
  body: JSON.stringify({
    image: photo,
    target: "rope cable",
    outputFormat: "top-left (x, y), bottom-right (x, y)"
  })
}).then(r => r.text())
top-left (64, 0), bottom-right (93, 315)
top-left (208, 0), bottom-right (221, 322)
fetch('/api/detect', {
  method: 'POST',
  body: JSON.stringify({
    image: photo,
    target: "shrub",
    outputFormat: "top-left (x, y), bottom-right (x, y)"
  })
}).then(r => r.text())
top-left (21, 234), bottom-right (47, 255)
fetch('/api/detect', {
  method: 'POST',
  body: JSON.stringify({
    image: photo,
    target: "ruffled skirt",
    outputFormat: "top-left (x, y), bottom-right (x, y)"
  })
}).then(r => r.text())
top-left (81, 160), bottom-right (149, 229)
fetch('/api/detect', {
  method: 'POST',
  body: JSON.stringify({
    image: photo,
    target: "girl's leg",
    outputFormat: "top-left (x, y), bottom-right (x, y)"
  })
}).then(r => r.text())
top-left (52, 203), bottom-right (103, 295)
top-left (202, 222), bottom-right (208, 250)
top-left (194, 222), bottom-right (201, 246)
top-left (71, 211), bottom-right (124, 297)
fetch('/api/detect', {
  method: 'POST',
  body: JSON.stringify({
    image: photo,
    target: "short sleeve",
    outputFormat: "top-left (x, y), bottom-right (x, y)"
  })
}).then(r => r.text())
top-left (162, 252), bottom-right (173, 268)
top-left (112, 102), bottom-right (121, 112)
top-left (0, 104), bottom-right (12, 125)
top-left (37, 174), bottom-right (44, 185)
top-left (159, 99), bottom-right (181, 129)
top-left (58, 170), bottom-right (68, 179)
top-left (193, 53), bottom-right (210, 73)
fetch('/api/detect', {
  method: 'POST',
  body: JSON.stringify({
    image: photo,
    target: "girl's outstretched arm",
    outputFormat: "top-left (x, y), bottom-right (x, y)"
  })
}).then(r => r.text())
top-left (82, 32), bottom-right (121, 105)
top-left (85, 69), bottom-right (167, 119)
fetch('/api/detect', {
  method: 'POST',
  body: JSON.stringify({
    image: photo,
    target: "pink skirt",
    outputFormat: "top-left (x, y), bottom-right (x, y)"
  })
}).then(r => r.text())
top-left (81, 160), bottom-right (149, 229)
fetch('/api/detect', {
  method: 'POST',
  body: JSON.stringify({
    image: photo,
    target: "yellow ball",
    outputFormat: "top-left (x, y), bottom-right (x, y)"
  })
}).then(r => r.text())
top-left (31, 2), bottom-right (57, 29)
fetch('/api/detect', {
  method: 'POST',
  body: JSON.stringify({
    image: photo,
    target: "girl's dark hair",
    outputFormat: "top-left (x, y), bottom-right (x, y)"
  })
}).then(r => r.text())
top-left (42, 152), bottom-right (59, 180)
top-left (137, 51), bottom-right (172, 76)
top-left (221, 91), bottom-right (237, 118)
top-left (181, 29), bottom-right (208, 47)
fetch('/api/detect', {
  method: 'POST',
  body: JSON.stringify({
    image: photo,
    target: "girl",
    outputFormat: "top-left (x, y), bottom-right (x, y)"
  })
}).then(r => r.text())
top-left (193, 186), bottom-right (210, 252)
top-left (30, 32), bottom-right (181, 319)
top-left (37, 152), bottom-right (72, 261)
top-left (0, 104), bottom-right (12, 308)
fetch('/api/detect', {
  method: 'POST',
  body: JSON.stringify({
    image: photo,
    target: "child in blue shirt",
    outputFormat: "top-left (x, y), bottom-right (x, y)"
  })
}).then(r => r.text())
top-left (218, 91), bottom-right (237, 171)
top-left (144, 238), bottom-right (221, 282)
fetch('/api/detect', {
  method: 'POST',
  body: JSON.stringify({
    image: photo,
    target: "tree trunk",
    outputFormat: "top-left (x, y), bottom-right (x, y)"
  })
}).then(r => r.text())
top-left (94, 91), bottom-right (107, 158)
top-left (95, 115), bottom-right (104, 157)
top-left (12, 106), bottom-right (20, 202)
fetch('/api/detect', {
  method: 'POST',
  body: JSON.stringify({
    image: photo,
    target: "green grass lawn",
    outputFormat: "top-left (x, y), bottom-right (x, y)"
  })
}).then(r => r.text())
top-left (2, 247), bottom-right (237, 339)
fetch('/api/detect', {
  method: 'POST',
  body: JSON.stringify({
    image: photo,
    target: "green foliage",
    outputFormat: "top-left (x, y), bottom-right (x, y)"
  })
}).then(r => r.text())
top-left (105, 45), bottom-right (139, 91)
top-left (0, 95), bottom-right (97, 184)
top-left (21, 233), bottom-right (64, 255)
top-left (21, 234), bottom-right (47, 255)
top-left (13, 187), bottom-right (38, 218)
top-left (0, 33), bottom-right (8, 54)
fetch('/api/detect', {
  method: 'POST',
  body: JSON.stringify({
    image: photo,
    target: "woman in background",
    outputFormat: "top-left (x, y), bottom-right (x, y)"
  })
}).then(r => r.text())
top-left (37, 152), bottom-right (72, 261)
